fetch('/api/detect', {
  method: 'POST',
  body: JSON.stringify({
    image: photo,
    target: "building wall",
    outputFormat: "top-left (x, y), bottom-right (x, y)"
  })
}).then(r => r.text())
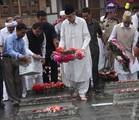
top-left (0, 0), bottom-right (106, 28)
top-left (88, 0), bottom-right (101, 20)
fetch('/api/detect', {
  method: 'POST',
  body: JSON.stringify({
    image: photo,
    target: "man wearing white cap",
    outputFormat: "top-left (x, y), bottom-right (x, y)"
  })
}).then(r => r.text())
top-left (0, 17), bottom-right (16, 102)
top-left (109, 11), bottom-right (139, 80)
top-left (0, 17), bottom-right (17, 46)
top-left (54, 10), bottom-right (66, 40)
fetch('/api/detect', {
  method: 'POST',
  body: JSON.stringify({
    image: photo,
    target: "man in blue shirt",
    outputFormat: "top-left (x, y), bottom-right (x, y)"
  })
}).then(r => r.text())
top-left (3, 23), bottom-right (29, 106)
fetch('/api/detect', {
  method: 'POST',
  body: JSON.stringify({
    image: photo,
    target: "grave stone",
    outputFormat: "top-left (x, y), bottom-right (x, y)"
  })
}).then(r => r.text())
top-left (17, 102), bottom-right (80, 120)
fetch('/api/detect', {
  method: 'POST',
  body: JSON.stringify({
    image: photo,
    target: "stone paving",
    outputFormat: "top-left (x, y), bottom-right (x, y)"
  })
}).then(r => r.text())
top-left (1, 81), bottom-right (139, 120)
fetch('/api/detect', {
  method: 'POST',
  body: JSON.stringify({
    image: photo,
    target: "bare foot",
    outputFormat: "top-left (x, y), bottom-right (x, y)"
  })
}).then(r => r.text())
top-left (80, 96), bottom-right (87, 101)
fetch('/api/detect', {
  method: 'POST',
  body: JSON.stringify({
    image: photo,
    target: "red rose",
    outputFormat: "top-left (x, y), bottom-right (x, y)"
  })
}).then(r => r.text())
top-left (32, 83), bottom-right (44, 92)
top-left (56, 47), bottom-right (64, 53)
top-left (76, 51), bottom-right (84, 60)
top-left (62, 54), bottom-right (75, 62)
top-left (69, 48), bottom-right (78, 51)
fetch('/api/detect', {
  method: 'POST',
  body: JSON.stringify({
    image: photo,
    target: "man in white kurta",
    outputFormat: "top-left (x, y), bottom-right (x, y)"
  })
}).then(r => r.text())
top-left (109, 11), bottom-right (139, 80)
top-left (59, 5), bottom-right (92, 100)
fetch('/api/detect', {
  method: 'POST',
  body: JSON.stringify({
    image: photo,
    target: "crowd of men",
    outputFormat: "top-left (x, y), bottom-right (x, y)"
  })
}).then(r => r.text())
top-left (0, 3), bottom-right (139, 108)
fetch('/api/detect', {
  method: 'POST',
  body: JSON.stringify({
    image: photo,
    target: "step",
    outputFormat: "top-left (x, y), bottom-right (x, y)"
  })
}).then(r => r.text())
top-left (105, 80), bottom-right (139, 94)
top-left (113, 88), bottom-right (139, 104)
top-left (20, 94), bottom-right (72, 107)
top-left (17, 102), bottom-right (80, 120)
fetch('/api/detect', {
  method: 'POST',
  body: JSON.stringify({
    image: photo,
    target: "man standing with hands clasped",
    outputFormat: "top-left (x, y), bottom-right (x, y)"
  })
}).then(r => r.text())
top-left (59, 4), bottom-right (92, 101)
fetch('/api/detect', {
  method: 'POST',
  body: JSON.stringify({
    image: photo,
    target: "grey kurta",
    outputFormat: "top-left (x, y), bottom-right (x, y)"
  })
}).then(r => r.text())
top-left (109, 23), bottom-right (139, 74)
top-left (59, 16), bottom-right (92, 83)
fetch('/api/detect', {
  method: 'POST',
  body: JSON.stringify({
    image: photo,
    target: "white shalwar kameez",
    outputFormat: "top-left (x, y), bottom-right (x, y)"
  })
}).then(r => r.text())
top-left (59, 16), bottom-right (92, 97)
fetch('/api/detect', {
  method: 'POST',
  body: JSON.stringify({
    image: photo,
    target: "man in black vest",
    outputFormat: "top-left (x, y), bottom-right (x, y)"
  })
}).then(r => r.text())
top-left (23, 23), bottom-right (45, 91)
top-left (26, 23), bottom-right (45, 59)
top-left (36, 11), bottom-right (59, 83)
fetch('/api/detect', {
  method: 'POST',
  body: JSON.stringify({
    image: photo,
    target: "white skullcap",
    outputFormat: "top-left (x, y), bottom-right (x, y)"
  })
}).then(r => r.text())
top-left (5, 21), bottom-right (17, 27)
top-left (59, 10), bottom-right (65, 16)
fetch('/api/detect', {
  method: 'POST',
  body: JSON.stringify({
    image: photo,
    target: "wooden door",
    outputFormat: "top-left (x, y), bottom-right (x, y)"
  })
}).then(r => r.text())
top-left (88, 0), bottom-right (100, 20)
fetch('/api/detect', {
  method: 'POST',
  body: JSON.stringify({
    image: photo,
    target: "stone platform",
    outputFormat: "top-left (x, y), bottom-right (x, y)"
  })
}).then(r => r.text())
top-left (113, 88), bottom-right (139, 104)
top-left (20, 94), bottom-right (72, 107)
top-left (17, 102), bottom-right (80, 120)
top-left (105, 80), bottom-right (139, 94)
top-left (16, 90), bottom-right (81, 120)
top-left (4, 80), bottom-right (139, 120)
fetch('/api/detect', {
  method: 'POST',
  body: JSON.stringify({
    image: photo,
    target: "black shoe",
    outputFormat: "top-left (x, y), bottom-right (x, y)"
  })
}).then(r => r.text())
top-left (13, 101), bottom-right (19, 107)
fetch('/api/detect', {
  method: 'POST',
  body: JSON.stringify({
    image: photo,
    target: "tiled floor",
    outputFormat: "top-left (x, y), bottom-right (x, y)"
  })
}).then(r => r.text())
top-left (0, 87), bottom-right (139, 120)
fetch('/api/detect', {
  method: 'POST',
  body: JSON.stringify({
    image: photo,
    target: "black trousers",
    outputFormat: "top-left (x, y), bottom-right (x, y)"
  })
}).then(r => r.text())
top-left (90, 47), bottom-right (100, 92)
top-left (43, 56), bottom-right (58, 83)
top-left (3, 57), bottom-right (22, 102)
top-left (0, 60), bottom-right (3, 101)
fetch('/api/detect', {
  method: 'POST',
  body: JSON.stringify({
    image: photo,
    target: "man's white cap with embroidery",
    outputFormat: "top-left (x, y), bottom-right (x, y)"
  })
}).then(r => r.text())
top-left (122, 11), bottom-right (132, 22)
top-left (5, 21), bottom-right (17, 27)
top-left (59, 10), bottom-right (65, 16)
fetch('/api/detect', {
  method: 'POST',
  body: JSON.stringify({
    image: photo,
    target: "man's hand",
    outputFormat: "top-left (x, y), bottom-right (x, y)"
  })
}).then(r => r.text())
top-left (76, 49), bottom-right (85, 53)
top-left (53, 39), bottom-right (59, 48)
top-left (41, 58), bottom-right (45, 64)
top-left (33, 54), bottom-right (45, 64)
top-left (19, 55), bottom-right (31, 64)
top-left (33, 54), bottom-right (42, 60)
top-left (0, 45), bottom-right (3, 53)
